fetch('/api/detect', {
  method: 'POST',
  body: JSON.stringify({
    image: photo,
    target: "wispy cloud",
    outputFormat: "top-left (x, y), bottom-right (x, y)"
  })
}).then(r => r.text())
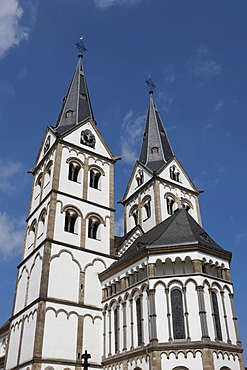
top-left (0, 0), bottom-right (30, 59)
top-left (120, 110), bottom-right (145, 164)
top-left (214, 98), bottom-right (224, 110)
top-left (236, 231), bottom-right (247, 244)
top-left (164, 64), bottom-right (176, 83)
top-left (0, 212), bottom-right (25, 260)
top-left (94, 0), bottom-right (142, 8)
top-left (191, 47), bottom-right (221, 84)
top-left (156, 90), bottom-right (174, 112)
top-left (0, 82), bottom-right (15, 97)
top-left (0, 159), bottom-right (23, 193)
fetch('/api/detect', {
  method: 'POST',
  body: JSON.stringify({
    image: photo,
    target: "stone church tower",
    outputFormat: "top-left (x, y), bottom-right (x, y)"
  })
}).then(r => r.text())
top-left (0, 53), bottom-right (245, 370)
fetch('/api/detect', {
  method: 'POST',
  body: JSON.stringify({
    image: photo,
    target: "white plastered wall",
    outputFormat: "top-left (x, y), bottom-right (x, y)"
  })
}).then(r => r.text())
top-left (161, 350), bottom-right (203, 370)
top-left (213, 352), bottom-right (242, 370)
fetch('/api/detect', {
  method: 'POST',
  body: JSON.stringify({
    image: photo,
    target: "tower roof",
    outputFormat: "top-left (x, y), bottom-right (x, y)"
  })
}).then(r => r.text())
top-left (54, 54), bottom-right (94, 134)
top-left (139, 91), bottom-right (173, 172)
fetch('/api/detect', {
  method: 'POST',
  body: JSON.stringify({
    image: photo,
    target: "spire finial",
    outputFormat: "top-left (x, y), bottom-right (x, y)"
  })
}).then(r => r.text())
top-left (75, 36), bottom-right (88, 58)
top-left (145, 76), bottom-right (156, 94)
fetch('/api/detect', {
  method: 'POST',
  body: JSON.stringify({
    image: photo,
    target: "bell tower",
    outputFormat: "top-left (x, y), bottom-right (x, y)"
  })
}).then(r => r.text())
top-left (4, 53), bottom-right (118, 370)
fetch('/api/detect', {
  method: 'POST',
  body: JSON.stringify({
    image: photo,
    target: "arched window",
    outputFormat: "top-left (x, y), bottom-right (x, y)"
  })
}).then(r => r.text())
top-left (170, 165), bottom-right (180, 182)
top-left (136, 298), bottom-right (142, 346)
top-left (166, 197), bottom-right (175, 215)
top-left (88, 216), bottom-right (100, 239)
top-left (151, 147), bottom-right (158, 154)
top-left (114, 307), bottom-right (119, 353)
top-left (64, 209), bottom-right (78, 233)
top-left (211, 291), bottom-right (222, 340)
top-left (171, 289), bottom-right (185, 339)
top-left (90, 168), bottom-right (101, 189)
top-left (68, 161), bottom-right (81, 182)
top-left (143, 198), bottom-right (151, 219)
top-left (132, 208), bottom-right (138, 226)
top-left (66, 110), bottom-right (73, 118)
top-left (136, 169), bottom-right (144, 187)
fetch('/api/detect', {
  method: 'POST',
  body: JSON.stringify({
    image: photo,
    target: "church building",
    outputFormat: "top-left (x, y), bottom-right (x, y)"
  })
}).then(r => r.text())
top-left (0, 52), bottom-right (245, 370)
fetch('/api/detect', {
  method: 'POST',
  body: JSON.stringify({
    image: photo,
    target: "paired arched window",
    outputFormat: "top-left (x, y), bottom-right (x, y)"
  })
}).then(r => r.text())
top-left (136, 169), bottom-right (144, 187)
top-left (211, 290), bottom-right (222, 340)
top-left (64, 209), bottom-right (78, 233)
top-left (171, 288), bottom-right (185, 340)
top-left (68, 161), bottom-right (81, 182)
top-left (88, 216), bottom-right (100, 239)
top-left (170, 165), bottom-right (180, 182)
top-left (89, 168), bottom-right (101, 189)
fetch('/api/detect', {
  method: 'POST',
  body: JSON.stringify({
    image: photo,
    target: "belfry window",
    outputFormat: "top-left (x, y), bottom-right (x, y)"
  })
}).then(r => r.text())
top-left (166, 197), bottom-right (175, 215)
top-left (182, 203), bottom-right (190, 212)
top-left (171, 289), bottom-right (185, 340)
top-left (136, 298), bottom-right (143, 346)
top-left (170, 165), bottom-right (180, 182)
top-left (151, 147), bottom-right (158, 154)
top-left (88, 216), bottom-right (100, 239)
top-left (136, 169), bottom-right (144, 187)
top-left (64, 209), bottom-right (78, 233)
top-left (132, 208), bottom-right (138, 226)
top-left (144, 199), bottom-right (151, 219)
top-left (89, 169), bottom-right (101, 189)
top-left (68, 161), bottom-right (80, 182)
top-left (211, 291), bottom-right (222, 340)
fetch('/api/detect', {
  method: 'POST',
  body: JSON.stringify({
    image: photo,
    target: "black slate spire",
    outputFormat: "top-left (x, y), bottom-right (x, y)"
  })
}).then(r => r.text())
top-left (139, 91), bottom-right (173, 172)
top-left (54, 54), bottom-right (94, 134)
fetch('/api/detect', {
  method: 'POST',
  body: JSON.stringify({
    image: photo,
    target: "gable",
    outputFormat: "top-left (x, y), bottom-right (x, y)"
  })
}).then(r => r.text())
top-left (158, 156), bottom-right (199, 193)
top-left (61, 120), bottom-right (114, 160)
top-left (122, 161), bottom-right (153, 202)
top-left (34, 127), bottom-right (57, 168)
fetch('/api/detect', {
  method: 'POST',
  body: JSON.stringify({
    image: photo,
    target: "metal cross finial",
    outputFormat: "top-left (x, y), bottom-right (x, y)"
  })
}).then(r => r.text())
top-left (75, 36), bottom-right (88, 54)
top-left (145, 76), bottom-right (156, 91)
top-left (81, 350), bottom-right (91, 370)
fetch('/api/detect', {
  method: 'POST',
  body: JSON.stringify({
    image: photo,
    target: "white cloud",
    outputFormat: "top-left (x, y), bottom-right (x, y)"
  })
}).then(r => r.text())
top-left (120, 110), bottom-right (145, 164)
top-left (115, 216), bottom-right (124, 236)
top-left (0, 159), bottom-right (23, 193)
top-left (0, 212), bottom-right (25, 260)
top-left (0, 0), bottom-right (30, 59)
top-left (191, 47), bottom-right (221, 83)
top-left (94, 0), bottom-right (142, 8)
top-left (0, 82), bottom-right (15, 97)
top-left (236, 231), bottom-right (247, 244)
top-left (214, 99), bottom-right (224, 110)
top-left (164, 64), bottom-right (176, 83)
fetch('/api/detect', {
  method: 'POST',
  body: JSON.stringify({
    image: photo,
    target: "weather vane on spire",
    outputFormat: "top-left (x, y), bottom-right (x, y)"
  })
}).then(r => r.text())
top-left (75, 36), bottom-right (88, 54)
top-left (145, 76), bottom-right (156, 91)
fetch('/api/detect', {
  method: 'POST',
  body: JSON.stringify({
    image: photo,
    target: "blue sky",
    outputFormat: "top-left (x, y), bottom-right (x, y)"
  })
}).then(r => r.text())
top-left (0, 0), bottom-right (247, 360)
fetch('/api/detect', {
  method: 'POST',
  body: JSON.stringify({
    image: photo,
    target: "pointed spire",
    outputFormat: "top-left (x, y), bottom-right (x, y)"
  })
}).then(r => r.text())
top-left (54, 54), bottom-right (94, 134)
top-left (139, 90), bottom-right (173, 172)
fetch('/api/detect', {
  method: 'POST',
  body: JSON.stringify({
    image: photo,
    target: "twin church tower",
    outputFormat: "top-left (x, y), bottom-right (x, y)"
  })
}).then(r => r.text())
top-left (0, 52), bottom-right (245, 370)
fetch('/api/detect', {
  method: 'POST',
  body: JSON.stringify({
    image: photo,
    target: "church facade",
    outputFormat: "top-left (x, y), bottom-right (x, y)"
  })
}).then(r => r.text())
top-left (0, 54), bottom-right (245, 370)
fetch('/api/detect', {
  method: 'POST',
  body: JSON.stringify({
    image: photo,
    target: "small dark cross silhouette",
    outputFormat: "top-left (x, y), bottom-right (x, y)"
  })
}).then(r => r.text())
top-left (145, 77), bottom-right (156, 90)
top-left (81, 350), bottom-right (91, 370)
top-left (75, 37), bottom-right (88, 54)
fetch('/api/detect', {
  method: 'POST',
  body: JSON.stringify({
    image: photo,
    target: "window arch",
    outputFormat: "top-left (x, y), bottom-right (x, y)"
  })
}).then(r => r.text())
top-left (88, 216), bottom-right (100, 239)
top-left (89, 168), bottom-right (101, 189)
top-left (66, 110), bottom-right (73, 118)
top-left (136, 297), bottom-right (143, 346)
top-left (166, 196), bottom-right (175, 215)
top-left (211, 290), bottom-right (222, 340)
top-left (132, 207), bottom-right (138, 226)
top-left (64, 209), bottom-right (78, 233)
top-left (143, 197), bottom-right (151, 219)
top-left (171, 288), bottom-right (185, 339)
top-left (68, 161), bottom-right (81, 182)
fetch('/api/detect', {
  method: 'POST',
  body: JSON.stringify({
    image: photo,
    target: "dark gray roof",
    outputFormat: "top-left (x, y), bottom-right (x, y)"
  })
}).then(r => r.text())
top-left (139, 92), bottom-right (173, 172)
top-left (54, 55), bottom-right (94, 134)
top-left (113, 209), bottom-right (230, 267)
